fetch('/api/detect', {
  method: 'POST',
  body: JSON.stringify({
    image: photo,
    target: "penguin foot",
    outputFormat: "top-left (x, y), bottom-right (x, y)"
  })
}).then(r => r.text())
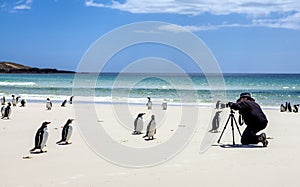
top-left (56, 140), bottom-right (63, 144)
top-left (29, 148), bottom-right (36, 152)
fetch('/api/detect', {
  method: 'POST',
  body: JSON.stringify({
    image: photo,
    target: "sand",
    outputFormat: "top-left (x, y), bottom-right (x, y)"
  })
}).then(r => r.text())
top-left (0, 102), bottom-right (299, 187)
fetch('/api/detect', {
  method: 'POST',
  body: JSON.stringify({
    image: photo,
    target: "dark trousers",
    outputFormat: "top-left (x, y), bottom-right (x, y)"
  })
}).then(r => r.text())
top-left (241, 123), bottom-right (267, 145)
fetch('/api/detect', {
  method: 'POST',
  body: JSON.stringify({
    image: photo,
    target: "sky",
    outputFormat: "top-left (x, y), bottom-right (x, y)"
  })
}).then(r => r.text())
top-left (1, 0), bottom-right (300, 73)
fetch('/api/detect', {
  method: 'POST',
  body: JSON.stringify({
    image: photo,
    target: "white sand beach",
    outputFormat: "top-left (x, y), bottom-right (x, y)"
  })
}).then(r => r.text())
top-left (0, 102), bottom-right (300, 187)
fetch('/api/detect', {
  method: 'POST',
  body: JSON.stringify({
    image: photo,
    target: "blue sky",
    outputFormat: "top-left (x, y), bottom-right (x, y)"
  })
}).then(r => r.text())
top-left (1, 0), bottom-right (300, 73)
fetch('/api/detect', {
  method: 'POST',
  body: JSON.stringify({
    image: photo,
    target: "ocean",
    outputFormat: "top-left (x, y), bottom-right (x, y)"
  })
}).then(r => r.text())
top-left (0, 73), bottom-right (299, 108)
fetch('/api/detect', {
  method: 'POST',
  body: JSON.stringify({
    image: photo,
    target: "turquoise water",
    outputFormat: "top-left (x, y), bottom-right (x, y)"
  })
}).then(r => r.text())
top-left (0, 73), bottom-right (299, 107)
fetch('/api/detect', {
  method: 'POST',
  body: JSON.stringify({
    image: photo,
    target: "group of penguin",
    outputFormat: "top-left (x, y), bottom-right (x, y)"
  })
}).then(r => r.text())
top-left (133, 113), bottom-right (156, 140)
top-left (1, 95), bottom-right (25, 119)
top-left (30, 119), bottom-right (74, 153)
top-left (31, 96), bottom-right (75, 153)
top-left (46, 96), bottom-right (74, 110)
top-left (2, 95), bottom-right (163, 153)
top-left (1, 95), bottom-right (74, 119)
top-left (132, 97), bottom-right (167, 140)
top-left (280, 102), bottom-right (299, 113)
top-left (1, 94), bottom-right (75, 153)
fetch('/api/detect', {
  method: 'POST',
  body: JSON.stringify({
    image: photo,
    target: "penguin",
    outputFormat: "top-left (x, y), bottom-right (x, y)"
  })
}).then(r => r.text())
top-left (1, 102), bottom-right (11, 119)
top-left (30, 121), bottom-right (51, 153)
top-left (146, 97), bottom-right (152, 110)
top-left (20, 99), bottom-right (26, 107)
top-left (133, 113), bottom-right (145, 135)
top-left (12, 95), bottom-right (17, 106)
top-left (293, 104), bottom-right (299, 113)
top-left (215, 100), bottom-right (221, 109)
top-left (145, 115), bottom-right (156, 140)
top-left (69, 96), bottom-right (74, 104)
top-left (1, 96), bottom-right (5, 105)
top-left (209, 111), bottom-right (222, 133)
top-left (46, 98), bottom-right (52, 110)
top-left (280, 103), bottom-right (286, 112)
top-left (287, 102), bottom-right (292, 112)
top-left (61, 99), bottom-right (67, 107)
top-left (16, 96), bottom-right (21, 104)
top-left (162, 101), bottom-right (167, 110)
top-left (56, 119), bottom-right (74, 145)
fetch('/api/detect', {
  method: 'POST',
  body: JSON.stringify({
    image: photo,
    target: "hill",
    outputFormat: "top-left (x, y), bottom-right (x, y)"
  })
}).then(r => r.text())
top-left (0, 62), bottom-right (74, 73)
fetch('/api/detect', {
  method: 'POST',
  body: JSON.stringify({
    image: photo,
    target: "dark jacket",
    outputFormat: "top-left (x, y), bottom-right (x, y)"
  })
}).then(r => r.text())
top-left (229, 100), bottom-right (268, 128)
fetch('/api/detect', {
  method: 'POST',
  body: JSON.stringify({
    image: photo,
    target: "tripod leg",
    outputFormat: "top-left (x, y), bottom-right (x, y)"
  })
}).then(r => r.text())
top-left (233, 117), bottom-right (242, 136)
top-left (231, 116), bottom-right (235, 145)
top-left (217, 115), bottom-right (230, 143)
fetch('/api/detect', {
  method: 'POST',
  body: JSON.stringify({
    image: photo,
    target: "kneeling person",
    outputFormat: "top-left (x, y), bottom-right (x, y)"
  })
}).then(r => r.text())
top-left (228, 92), bottom-right (268, 147)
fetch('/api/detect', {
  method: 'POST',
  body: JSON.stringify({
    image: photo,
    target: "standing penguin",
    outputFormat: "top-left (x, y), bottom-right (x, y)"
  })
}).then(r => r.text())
top-left (20, 99), bottom-right (26, 107)
top-left (287, 102), bottom-right (292, 112)
top-left (46, 98), bottom-right (52, 110)
top-left (16, 96), bottom-right (21, 104)
top-left (146, 97), bottom-right (152, 110)
top-left (30, 121), bottom-right (51, 153)
top-left (1, 96), bottom-right (5, 105)
top-left (162, 101), bottom-right (167, 110)
top-left (145, 115), bottom-right (156, 140)
top-left (280, 103), bottom-right (286, 112)
top-left (133, 113), bottom-right (145, 135)
top-left (12, 95), bottom-right (17, 106)
top-left (1, 102), bottom-right (11, 119)
top-left (56, 119), bottom-right (74, 145)
top-left (61, 99), bottom-right (67, 107)
top-left (69, 96), bottom-right (74, 104)
top-left (209, 111), bottom-right (222, 133)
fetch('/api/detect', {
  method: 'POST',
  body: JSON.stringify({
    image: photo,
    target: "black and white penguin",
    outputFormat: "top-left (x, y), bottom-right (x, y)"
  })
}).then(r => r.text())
top-left (162, 101), bottom-right (167, 110)
top-left (293, 104), bottom-right (299, 113)
top-left (69, 96), bottom-right (74, 104)
top-left (1, 102), bottom-right (12, 119)
top-left (287, 102), bottom-right (292, 112)
top-left (215, 100), bottom-right (221, 109)
top-left (30, 121), bottom-right (51, 153)
top-left (133, 113), bottom-right (145, 135)
top-left (1, 96), bottom-right (5, 105)
top-left (16, 96), bottom-right (21, 104)
top-left (146, 97), bottom-right (152, 110)
top-left (46, 98), bottom-right (52, 110)
top-left (61, 99), bottom-right (67, 107)
top-left (12, 95), bottom-right (17, 106)
top-left (280, 103), bottom-right (286, 112)
top-left (56, 119), bottom-right (74, 145)
top-left (20, 99), bottom-right (26, 107)
top-left (209, 111), bottom-right (222, 133)
top-left (145, 115), bottom-right (156, 140)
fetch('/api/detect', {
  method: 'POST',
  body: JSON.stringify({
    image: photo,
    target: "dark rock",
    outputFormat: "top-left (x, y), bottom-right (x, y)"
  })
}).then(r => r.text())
top-left (0, 62), bottom-right (74, 74)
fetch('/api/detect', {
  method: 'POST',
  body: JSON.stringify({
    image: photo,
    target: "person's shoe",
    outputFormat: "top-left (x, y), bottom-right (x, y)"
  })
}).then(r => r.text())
top-left (258, 133), bottom-right (268, 147)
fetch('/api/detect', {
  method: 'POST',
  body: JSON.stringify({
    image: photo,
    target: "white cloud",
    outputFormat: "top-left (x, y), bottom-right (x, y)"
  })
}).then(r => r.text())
top-left (85, 0), bottom-right (105, 8)
top-left (13, 0), bottom-right (32, 10)
top-left (85, 0), bottom-right (300, 30)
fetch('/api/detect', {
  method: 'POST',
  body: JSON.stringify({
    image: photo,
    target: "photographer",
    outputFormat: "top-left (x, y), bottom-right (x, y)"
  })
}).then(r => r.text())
top-left (228, 92), bottom-right (268, 147)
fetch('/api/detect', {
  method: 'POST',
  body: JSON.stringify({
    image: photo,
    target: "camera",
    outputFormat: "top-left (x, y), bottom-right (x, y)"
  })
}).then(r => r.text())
top-left (215, 100), bottom-right (229, 109)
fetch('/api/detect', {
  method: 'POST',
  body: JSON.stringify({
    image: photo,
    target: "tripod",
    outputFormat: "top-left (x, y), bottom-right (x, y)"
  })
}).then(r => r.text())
top-left (217, 109), bottom-right (242, 145)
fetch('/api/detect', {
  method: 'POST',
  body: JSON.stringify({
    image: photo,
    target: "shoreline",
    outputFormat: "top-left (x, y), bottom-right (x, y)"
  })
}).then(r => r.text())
top-left (4, 98), bottom-right (281, 111)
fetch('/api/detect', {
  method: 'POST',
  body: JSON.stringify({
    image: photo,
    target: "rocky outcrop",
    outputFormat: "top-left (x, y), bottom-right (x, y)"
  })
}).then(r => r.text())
top-left (0, 62), bottom-right (74, 73)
